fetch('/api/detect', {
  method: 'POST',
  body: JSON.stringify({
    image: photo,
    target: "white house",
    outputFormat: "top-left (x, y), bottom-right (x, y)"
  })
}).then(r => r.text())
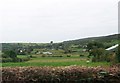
top-left (42, 52), bottom-right (52, 55)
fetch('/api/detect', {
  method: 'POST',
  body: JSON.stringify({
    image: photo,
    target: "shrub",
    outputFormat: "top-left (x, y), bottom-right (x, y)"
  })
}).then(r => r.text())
top-left (51, 55), bottom-right (63, 57)
top-left (41, 55), bottom-right (46, 57)
top-left (28, 55), bottom-right (32, 58)
top-left (1, 57), bottom-right (30, 63)
top-left (4, 50), bottom-right (17, 58)
top-left (116, 45), bottom-right (120, 62)
top-left (21, 57), bottom-right (30, 62)
top-left (89, 48), bottom-right (106, 62)
top-left (2, 58), bottom-right (13, 63)
top-left (67, 54), bottom-right (71, 57)
top-left (1, 54), bottom-right (9, 58)
top-left (87, 42), bottom-right (104, 51)
top-left (80, 55), bottom-right (84, 57)
top-left (1, 66), bottom-right (120, 83)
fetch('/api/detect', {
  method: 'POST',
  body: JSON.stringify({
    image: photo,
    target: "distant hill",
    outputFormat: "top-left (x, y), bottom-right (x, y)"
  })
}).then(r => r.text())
top-left (62, 34), bottom-right (119, 48)
top-left (1, 34), bottom-right (119, 50)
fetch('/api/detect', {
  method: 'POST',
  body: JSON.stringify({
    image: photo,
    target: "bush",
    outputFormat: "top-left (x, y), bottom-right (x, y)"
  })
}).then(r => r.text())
top-left (1, 66), bottom-right (120, 83)
top-left (1, 57), bottom-right (30, 63)
top-left (67, 54), bottom-right (71, 57)
top-left (41, 55), bottom-right (46, 57)
top-left (52, 55), bottom-right (63, 57)
top-left (80, 55), bottom-right (84, 57)
top-left (12, 58), bottom-right (20, 62)
top-left (21, 57), bottom-right (30, 62)
top-left (3, 50), bottom-right (17, 58)
top-left (89, 48), bottom-right (106, 62)
top-left (2, 58), bottom-right (13, 63)
top-left (1, 54), bottom-right (9, 58)
top-left (28, 55), bottom-right (36, 58)
top-left (87, 42), bottom-right (104, 51)
top-left (116, 45), bottom-right (120, 62)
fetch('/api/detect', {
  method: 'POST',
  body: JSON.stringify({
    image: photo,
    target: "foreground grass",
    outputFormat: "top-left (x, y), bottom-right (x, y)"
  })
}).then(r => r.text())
top-left (1, 56), bottom-right (110, 67)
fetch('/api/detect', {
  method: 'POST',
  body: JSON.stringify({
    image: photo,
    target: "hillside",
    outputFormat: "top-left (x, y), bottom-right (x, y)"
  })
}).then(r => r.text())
top-left (63, 34), bottom-right (119, 47)
top-left (1, 34), bottom-right (119, 50)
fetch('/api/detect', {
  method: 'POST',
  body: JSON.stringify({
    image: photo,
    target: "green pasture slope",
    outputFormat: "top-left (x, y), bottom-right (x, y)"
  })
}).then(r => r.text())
top-left (1, 55), bottom-right (110, 67)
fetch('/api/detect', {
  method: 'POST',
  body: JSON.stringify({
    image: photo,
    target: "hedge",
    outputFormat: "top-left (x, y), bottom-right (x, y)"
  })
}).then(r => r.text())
top-left (1, 66), bottom-right (120, 83)
top-left (1, 57), bottom-right (30, 63)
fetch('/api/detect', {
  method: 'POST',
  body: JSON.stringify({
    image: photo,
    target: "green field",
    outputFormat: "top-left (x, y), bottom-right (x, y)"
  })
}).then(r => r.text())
top-left (1, 55), bottom-right (110, 67)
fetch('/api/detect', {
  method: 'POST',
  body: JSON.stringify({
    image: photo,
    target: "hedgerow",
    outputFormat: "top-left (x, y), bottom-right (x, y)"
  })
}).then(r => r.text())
top-left (1, 66), bottom-right (120, 83)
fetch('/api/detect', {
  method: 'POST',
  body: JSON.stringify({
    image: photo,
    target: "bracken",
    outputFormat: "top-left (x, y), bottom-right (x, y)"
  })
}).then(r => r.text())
top-left (1, 66), bottom-right (120, 83)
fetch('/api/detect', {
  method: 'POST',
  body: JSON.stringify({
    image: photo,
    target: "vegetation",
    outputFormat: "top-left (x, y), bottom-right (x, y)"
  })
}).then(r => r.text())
top-left (0, 34), bottom-right (120, 82)
top-left (1, 50), bottom-right (31, 63)
top-left (2, 50), bottom-right (17, 58)
top-left (0, 34), bottom-right (119, 65)
top-left (1, 56), bottom-right (110, 67)
top-left (62, 34), bottom-right (119, 47)
top-left (87, 42), bottom-right (104, 51)
top-left (2, 66), bottom-right (120, 82)
top-left (116, 45), bottom-right (120, 62)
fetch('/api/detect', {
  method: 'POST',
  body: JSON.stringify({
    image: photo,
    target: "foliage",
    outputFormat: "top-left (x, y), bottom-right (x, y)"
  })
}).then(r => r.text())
top-left (87, 42), bottom-right (104, 51)
top-left (89, 48), bottom-right (106, 62)
top-left (1, 57), bottom-right (30, 63)
top-left (2, 56), bottom-right (110, 67)
top-left (1, 66), bottom-right (120, 82)
top-left (116, 45), bottom-right (120, 62)
top-left (3, 50), bottom-right (17, 58)
top-left (62, 34), bottom-right (119, 46)
top-left (2, 58), bottom-right (13, 63)
top-left (1, 51), bottom-right (31, 63)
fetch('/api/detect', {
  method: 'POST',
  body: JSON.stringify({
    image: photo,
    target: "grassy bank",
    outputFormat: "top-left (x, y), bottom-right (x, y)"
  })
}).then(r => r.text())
top-left (1, 55), bottom-right (110, 67)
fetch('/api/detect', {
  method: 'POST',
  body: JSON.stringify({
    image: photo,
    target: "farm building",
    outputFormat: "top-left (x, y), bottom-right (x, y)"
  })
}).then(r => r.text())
top-left (42, 52), bottom-right (52, 55)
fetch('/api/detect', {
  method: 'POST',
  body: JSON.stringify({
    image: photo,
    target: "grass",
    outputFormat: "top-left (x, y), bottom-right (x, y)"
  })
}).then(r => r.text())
top-left (17, 55), bottom-right (29, 58)
top-left (1, 55), bottom-right (110, 67)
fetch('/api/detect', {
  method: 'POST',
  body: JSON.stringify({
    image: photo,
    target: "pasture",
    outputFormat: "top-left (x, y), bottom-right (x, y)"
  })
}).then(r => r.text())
top-left (1, 55), bottom-right (110, 67)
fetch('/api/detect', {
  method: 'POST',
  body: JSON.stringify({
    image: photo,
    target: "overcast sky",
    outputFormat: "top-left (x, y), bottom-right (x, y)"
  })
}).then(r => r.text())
top-left (0, 0), bottom-right (119, 43)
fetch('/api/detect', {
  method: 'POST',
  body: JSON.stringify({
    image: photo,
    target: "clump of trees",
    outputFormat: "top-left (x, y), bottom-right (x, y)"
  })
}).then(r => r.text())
top-left (87, 42), bottom-right (105, 62)
top-left (1, 50), bottom-right (18, 62)
top-left (87, 42), bottom-right (104, 51)
top-left (87, 41), bottom-right (119, 63)
top-left (89, 48), bottom-right (106, 62)
top-left (2, 50), bottom-right (17, 58)
top-left (1, 50), bottom-right (30, 63)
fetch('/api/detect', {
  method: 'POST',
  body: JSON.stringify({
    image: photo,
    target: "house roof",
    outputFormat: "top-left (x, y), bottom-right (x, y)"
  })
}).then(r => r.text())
top-left (105, 44), bottom-right (119, 51)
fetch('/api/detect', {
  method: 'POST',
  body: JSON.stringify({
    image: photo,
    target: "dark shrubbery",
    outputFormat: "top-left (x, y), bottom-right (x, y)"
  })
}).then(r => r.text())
top-left (87, 42), bottom-right (104, 51)
top-left (3, 50), bottom-right (17, 58)
top-left (1, 66), bottom-right (120, 83)
top-left (67, 54), bottom-right (71, 57)
top-left (52, 55), bottom-right (63, 57)
top-left (2, 58), bottom-right (13, 63)
top-left (116, 45), bottom-right (120, 62)
top-left (21, 57), bottom-right (30, 62)
top-left (2, 57), bottom-right (30, 63)
top-left (1, 50), bottom-right (31, 63)
top-left (89, 48), bottom-right (107, 62)
top-left (80, 55), bottom-right (84, 57)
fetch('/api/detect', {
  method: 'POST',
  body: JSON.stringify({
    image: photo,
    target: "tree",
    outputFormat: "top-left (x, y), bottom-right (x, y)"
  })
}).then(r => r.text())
top-left (50, 41), bottom-right (53, 49)
top-left (50, 41), bottom-right (53, 45)
top-left (87, 41), bottom-right (104, 51)
top-left (89, 48), bottom-right (106, 62)
top-left (62, 43), bottom-right (72, 54)
top-left (116, 45), bottom-right (120, 62)
top-left (4, 50), bottom-right (17, 58)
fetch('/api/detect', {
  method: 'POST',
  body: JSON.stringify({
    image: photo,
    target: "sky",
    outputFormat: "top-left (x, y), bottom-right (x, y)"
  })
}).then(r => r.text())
top-left (0, 0), bottom-right (119, 43)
